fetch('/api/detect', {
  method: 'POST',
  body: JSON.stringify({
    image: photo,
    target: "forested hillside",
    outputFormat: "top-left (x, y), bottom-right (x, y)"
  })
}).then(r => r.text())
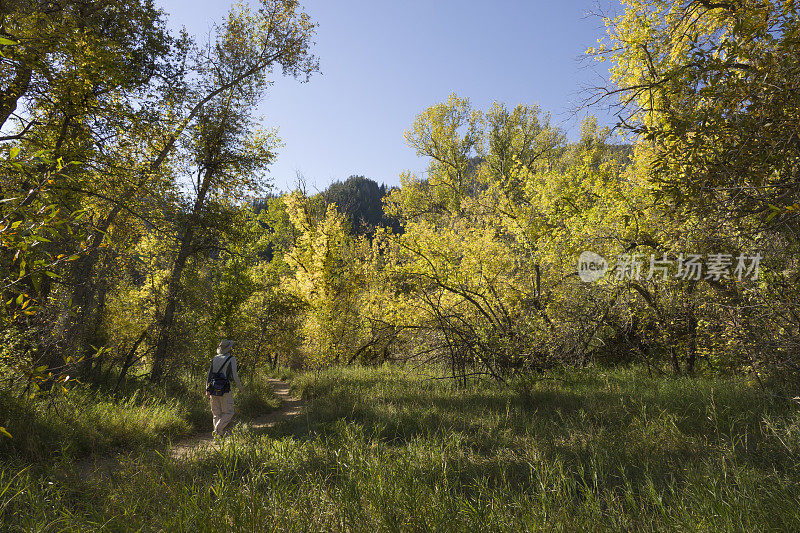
top-left (1, 0), bottom-right (799, 529)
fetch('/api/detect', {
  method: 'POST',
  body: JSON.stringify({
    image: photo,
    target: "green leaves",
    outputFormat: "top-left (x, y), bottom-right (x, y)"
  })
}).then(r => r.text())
top-left (600, 0), bottom-right (800, 229)
top-left (283, 192), bottom-right (366, 367)
top-left (0, 36), bottom-right (18, 57)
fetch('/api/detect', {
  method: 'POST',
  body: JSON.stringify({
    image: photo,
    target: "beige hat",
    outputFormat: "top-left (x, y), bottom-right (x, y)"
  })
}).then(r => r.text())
top-left (217, 339), bottom-right (235, 355)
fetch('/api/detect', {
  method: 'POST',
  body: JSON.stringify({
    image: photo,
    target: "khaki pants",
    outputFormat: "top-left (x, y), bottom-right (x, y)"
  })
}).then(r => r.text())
top-left (210, 392), bottom-right (235, 434)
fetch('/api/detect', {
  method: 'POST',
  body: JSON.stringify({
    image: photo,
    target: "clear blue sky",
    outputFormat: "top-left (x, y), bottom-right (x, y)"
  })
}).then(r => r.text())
top-left (155, 0), bottom-right (618, 193)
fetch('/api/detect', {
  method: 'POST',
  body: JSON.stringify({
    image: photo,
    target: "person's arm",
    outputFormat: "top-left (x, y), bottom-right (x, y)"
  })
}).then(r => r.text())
top-left (205, 361), bottom-right (214, 397)
top-left (229, 357), bottom-right (243, 389)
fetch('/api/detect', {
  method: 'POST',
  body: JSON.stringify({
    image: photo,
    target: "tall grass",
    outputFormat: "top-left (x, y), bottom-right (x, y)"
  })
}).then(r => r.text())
top-left (2, 365), bottom-right (800, 531)
top-left (236, 371), bottom-right (281, 418)
top-left (0, 384), bottom-right (195, 461)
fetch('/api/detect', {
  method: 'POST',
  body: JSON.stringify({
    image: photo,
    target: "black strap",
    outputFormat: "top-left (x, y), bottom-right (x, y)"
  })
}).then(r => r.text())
top-left (217, 354), bottom-right (233, 378)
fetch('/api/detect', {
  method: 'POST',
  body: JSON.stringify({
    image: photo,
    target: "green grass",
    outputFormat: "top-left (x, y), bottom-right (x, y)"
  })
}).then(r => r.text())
top-left (0, 369), bottom-right (280, 461)
top-left (0, 382), bottom-right (197, 461)
top-left (2, 365), bottom-right (800, 531)
top-left (237, 372), bottom-right (282, 418)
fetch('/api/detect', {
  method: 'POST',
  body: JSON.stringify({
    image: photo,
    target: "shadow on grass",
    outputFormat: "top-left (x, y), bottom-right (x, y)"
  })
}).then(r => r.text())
top-left (258, 368), bottom-right (800, 496)
top-left (6, 367), bottom-right (799, 532)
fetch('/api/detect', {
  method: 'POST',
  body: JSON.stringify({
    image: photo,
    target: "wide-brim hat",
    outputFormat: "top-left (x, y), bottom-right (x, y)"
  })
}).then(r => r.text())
top-left (217, 339), bottom-right (235, 354)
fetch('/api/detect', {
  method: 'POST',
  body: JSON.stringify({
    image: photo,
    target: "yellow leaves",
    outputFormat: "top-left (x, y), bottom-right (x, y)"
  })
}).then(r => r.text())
top-left (586, 44), bottom-right (609, 62)
top-left (281, 192), bottom-right (366, 364)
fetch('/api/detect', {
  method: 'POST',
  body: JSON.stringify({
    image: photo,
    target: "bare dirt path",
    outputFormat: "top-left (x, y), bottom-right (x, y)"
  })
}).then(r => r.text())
top-left (169, 378), bottom-right (304, 459)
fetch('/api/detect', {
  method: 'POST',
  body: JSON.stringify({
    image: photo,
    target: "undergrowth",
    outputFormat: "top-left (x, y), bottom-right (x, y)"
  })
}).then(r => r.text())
top-left (2, 365), bottom-right (800, 531)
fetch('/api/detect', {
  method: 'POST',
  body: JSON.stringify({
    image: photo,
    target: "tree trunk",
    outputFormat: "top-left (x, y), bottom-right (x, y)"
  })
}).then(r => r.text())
top-left (150, 167), bottom-right (214, 381)
top-left (115, 328), bottom-right (149, 393)
top-left (150, 224), bottom-right (196, 381)
top-left (0, 65), bottom-right (31, 130)
top-left (685, 311), bottom-right (698, 374)
top-left (71, 211), bottom-right (119, 376)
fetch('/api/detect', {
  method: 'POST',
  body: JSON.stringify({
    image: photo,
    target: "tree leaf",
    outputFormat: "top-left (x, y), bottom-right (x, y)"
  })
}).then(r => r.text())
top-left (765, 209), bottom-right (779, 223)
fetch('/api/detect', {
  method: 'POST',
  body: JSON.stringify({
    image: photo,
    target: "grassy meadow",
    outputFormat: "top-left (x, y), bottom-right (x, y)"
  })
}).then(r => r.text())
top-left (1, 365), bottom-right (800, 531)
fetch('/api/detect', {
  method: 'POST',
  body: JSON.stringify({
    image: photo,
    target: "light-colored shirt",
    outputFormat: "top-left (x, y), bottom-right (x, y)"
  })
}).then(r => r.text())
top-left (207, 353), bottom-right (242, 389)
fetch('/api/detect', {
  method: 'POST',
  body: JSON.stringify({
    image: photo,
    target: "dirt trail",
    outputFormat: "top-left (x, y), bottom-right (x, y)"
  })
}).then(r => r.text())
top-left (169, 378), bottom-right (304, 459)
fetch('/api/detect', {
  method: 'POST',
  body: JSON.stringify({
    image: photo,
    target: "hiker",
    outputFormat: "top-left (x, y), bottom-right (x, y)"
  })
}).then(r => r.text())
top-left (205, 338), bottom-right (243, 436)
